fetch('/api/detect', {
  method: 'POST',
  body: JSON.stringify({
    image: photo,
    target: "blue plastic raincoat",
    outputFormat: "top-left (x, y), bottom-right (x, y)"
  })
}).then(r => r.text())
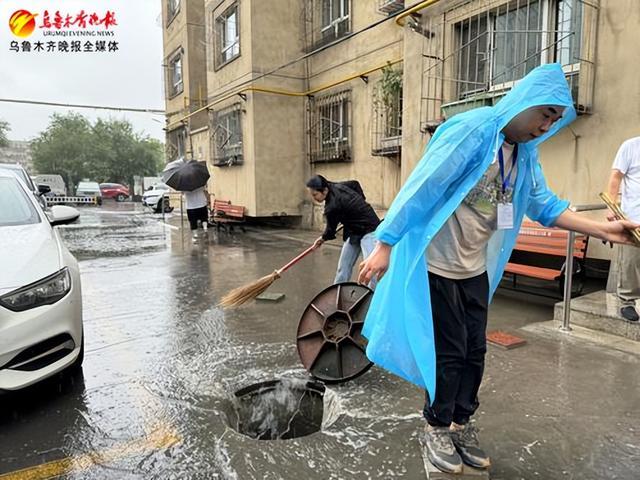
top-left (362, 63), bottom-right (577, 397)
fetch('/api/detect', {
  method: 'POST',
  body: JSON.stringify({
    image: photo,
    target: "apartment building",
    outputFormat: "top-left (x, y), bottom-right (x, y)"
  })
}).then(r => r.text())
top-left (162, 0), bottom-right (638, 261)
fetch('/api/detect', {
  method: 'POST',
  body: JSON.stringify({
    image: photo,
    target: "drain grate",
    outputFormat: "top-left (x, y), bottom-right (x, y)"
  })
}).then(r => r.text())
top-left (232, 379), bottom-right (325, 440)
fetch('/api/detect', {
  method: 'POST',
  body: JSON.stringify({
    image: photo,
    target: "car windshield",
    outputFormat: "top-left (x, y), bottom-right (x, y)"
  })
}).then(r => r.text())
top-left (0, 166), bottom-right (34, 191)
top-left (0, 177), bottom-right (41, 227)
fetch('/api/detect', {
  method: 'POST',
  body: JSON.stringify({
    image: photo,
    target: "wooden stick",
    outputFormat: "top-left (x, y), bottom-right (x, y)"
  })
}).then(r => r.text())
top-left (218, 225), bottom-right (345, 308)
top-left (599, 192), bottom-right (640, 245)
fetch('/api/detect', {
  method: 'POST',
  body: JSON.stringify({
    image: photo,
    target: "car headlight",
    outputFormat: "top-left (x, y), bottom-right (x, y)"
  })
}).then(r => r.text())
top-left (0, 268), bottom-right (71, 312)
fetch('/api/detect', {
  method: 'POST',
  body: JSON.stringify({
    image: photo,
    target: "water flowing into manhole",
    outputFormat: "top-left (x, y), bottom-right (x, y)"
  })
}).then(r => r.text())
top-left (230, 379), bottom-right (326, 440)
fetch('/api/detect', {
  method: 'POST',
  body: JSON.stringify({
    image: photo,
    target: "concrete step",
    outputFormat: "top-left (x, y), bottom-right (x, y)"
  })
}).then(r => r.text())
top-left (554, 290), bottom-right (640, 341)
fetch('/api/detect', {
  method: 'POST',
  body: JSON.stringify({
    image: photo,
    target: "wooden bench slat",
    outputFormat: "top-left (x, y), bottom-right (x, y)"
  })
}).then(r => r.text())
top-left (504, 221), bottom-right (589, 294)
top-left (515, 237), bottom-right (587, 248)
top-left (514, 242), bottom-right (587, 258)
top-left (505, 262), bottom-right (560, 281)
top-left (212, 199), bottom-right (245, 224)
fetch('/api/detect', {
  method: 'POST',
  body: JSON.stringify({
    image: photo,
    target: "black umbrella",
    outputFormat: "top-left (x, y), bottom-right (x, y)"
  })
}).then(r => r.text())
top-left (162, 158), bottom-right (210, 192)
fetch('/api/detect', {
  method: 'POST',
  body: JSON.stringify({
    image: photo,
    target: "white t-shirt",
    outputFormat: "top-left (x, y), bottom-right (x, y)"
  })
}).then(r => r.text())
top-left (612, 137), bottom-right (640, 222)
top-left (184, 187), bottom-right (208, 210)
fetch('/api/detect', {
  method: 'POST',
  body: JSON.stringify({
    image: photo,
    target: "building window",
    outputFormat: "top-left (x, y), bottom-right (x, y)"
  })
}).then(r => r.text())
top-left (302, 0), bottom-right (351, 51)
top-left (167, 50), bottom-right (183, 98)
top-left (321, 0), bottom-right (350, 42)
top-left (555, 0), bottom-right (582, 67)
top-left (212, 104), bottom-right (243, 166)
top-left (454, 0), bottom-right (584, 97)
top-left (372, 67), bottom-right (403, 157)
top-left (167, 0), bottom-right (180, 24)
top-left (378, 0), bottom-right (404, 15)
top-left (167, 127), bottom-right (187, 160)
top-left (216, 4), bottom-right (240, 68)
top-left (309, 90), bottom-right (351, 163)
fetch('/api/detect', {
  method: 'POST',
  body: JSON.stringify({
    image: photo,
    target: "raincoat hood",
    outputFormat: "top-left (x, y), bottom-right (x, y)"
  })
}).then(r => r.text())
top-left (362, 64), bottom-right (576, 397)
top-left (493, 62), bottom-right (577, 145)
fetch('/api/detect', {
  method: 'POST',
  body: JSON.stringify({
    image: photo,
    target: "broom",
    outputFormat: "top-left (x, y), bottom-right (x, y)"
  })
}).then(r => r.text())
top-left (218, 226), bottom-right (343, 308)
top-left (599, 192), bottom-right (640, 245)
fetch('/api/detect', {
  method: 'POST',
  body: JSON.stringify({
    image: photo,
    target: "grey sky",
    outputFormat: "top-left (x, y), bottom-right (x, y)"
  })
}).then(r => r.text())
top-left (0, 0), bottom-right (165, 142)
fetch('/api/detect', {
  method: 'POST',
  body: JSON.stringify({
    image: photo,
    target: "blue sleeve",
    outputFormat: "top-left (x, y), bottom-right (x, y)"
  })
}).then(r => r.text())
top-left (525, 160), bottom-right (570, 227)
top-left (376, 119), bottom-right (492, 246)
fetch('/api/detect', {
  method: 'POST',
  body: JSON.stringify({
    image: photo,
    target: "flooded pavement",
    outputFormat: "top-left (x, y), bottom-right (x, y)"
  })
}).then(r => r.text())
top-left (0, 203), bottom-right (638, 479)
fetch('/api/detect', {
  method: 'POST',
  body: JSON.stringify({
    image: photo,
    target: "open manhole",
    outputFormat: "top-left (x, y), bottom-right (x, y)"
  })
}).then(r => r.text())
top-left (231, 379), bottom-right (326, 440)
top-left (297, 282), bottom-right (373, 383)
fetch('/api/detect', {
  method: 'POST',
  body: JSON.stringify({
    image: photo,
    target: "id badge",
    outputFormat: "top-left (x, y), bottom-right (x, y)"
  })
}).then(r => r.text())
top-left (497, 203), bottom-right (514, 230)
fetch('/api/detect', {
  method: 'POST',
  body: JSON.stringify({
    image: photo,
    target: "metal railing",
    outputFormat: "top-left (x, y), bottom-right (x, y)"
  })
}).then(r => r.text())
top-left (560, 203), bottom-right (607, 332)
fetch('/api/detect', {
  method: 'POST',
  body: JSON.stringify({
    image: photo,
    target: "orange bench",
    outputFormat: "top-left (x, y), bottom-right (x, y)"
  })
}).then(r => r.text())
top-left (211, 198), bottom-right (246, 232)
top-left (503, 221), bottom-right (589, 296)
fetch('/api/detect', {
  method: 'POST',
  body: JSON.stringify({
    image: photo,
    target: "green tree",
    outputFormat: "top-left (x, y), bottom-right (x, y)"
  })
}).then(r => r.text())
top-left (91, 119), bottom-right (164, 187)
top-left (31, 113), bottom-right (164, 192)
top-left (31, 113), bottom-right (93, 191)
top-left (0, 119), bottom-right (10, 147)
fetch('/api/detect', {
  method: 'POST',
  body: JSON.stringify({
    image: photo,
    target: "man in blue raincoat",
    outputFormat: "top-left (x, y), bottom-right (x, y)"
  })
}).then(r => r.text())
top-left (358, 63), bottom-right (639, 474)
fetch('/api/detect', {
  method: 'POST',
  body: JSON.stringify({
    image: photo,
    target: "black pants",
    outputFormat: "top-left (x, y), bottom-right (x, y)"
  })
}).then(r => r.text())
top-left (187, 206), bottom-right (208, 231)
top-left (423, 271), bottom-right (489, 427)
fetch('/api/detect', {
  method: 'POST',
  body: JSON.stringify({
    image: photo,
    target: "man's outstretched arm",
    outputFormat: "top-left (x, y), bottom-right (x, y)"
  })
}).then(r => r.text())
top-left (553, 209), bottom-right (639, 245)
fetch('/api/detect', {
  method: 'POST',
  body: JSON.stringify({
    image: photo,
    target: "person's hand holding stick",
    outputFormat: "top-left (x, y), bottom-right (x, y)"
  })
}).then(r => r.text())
top-left (599, 192), bottom-right (640, 246)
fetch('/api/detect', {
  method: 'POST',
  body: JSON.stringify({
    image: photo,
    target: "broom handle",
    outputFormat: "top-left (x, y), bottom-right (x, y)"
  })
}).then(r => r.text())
top-left (276, 225), bottom-right (345, 275)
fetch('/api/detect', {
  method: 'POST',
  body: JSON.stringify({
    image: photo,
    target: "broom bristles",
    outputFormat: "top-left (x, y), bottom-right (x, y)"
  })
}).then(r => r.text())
top-left (218, 271), bottom-right (280, 308)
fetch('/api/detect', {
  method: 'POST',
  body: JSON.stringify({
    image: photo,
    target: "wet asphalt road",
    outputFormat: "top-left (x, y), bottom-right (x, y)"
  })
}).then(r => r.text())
top-left (0, 203), bottom-right (638, 479)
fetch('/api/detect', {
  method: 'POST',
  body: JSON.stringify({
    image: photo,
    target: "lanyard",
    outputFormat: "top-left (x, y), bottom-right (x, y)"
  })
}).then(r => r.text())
top-left (498, 144), bottom-right (518, 195)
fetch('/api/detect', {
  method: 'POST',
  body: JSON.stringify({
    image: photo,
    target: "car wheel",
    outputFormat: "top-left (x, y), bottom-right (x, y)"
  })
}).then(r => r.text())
top-left (116, 194), bottom-right (126, 202)
top-left (163, 198), bottom-right (174, 213)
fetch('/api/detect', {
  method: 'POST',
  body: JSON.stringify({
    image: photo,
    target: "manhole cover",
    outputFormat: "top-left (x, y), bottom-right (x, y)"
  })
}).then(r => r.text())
top-left (232, 379), bottom-right (325, 440)
top-left (297, 282), bottom-right (373, 383)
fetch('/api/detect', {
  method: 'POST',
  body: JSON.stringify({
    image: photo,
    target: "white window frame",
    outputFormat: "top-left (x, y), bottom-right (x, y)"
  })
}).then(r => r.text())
top-left (321, 0), bottom-right (350, 33)
top-left (320, 98), bottom-right (349, 147)
top-left (216, 4), bottom-right (240, 67)
top-left (176, 128), bottom-right (187, 157)
top-left (456, 0), bottom-right (582, 96)
top-left (167, 0), bottom-right (180, 24)
top-left (168, 50), bottom-right (183, 97)
top-left (213, 104), bottom-right (243, 165)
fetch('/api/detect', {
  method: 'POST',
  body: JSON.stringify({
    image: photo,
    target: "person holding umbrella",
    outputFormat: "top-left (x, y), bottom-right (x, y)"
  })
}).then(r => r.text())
top-left (184, 186), bottom-right (210, 240)
top-left (162, 157), bottom-right (211, 241)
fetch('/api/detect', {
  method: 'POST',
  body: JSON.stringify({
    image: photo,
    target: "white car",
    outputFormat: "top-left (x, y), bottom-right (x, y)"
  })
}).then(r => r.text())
top-left (76, 181), bottom-right (102, 205)
top-left (0, 173), bottom-right (83, 391)
top-left (142, 183), bottom-right (173, 213)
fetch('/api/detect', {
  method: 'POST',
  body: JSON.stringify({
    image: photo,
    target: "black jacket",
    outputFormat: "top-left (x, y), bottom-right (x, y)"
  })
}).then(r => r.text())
top-left (321, 181), bottom-right (380, 244)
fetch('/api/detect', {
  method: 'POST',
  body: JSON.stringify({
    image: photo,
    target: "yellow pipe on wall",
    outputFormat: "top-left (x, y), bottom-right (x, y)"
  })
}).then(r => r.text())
top-left (166, 59), bottom-right (403, 131)
top-left (395, 0), bottom-right (441, 26)
top-left (167, 2), bottom-right (444, 131)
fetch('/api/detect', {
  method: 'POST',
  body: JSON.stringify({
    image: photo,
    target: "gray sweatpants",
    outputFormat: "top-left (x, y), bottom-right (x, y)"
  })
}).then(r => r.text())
top-left (617, 244), bottom-right (640, 305)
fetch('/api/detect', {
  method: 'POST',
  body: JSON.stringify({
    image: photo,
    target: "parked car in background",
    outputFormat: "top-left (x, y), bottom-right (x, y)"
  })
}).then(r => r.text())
top-left (0, 163), bottom-right (48, 208)
top-left (142, 183), bottom-right (173, 213)
top-left (75, 181), bottom-right (102, 205)
top-left (0, 172), bottom-right (83, 391)
top-left (99, 183), bottom-right (129, 202)
top-left (34, 174), bottom-right (67, 197)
